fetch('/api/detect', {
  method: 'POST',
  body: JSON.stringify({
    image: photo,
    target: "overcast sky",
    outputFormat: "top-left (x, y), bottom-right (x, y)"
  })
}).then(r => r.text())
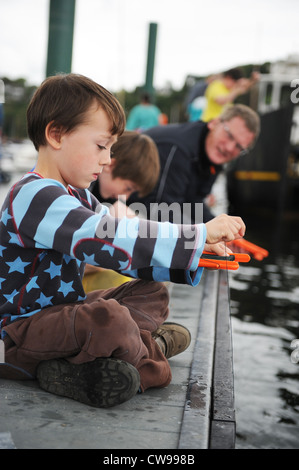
top-left (1, 0), bottom-right (299, 92)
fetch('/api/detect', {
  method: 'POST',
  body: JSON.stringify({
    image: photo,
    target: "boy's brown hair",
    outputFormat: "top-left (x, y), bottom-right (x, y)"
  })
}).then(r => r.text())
top-left (110, 131), bottom-right (160, 197)
top-left (27, 73), bottom-right (126, 150)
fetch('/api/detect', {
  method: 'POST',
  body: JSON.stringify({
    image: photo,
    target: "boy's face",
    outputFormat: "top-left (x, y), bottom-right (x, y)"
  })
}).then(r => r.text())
top-left (55, 104), bottom-right (117, 189)
top-left (99, 160), bottom-right (140, 200)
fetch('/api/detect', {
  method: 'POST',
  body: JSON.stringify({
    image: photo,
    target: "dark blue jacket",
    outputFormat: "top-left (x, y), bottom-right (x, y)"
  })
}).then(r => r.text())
top-left (128, 121), bottom-right (222, 223)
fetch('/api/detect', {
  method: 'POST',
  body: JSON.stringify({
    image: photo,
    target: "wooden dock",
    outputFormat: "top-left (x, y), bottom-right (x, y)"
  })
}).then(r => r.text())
top-left (0, 171), bottom-right (235, 450)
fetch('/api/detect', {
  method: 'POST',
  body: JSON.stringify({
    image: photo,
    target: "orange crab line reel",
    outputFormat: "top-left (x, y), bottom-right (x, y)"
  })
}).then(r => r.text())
top-left (198, 251), bottom-right (251, 271)
top-left (226, 238), bottom-right (269, 261)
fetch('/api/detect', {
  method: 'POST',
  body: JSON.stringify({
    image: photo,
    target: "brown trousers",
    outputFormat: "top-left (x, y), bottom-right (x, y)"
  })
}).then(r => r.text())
top-left (3, 280), bottom-right (172, 391)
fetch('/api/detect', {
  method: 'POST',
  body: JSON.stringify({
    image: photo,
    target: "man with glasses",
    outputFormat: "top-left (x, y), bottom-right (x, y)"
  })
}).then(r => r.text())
top-left (127, 104), bottom-right (260, 223)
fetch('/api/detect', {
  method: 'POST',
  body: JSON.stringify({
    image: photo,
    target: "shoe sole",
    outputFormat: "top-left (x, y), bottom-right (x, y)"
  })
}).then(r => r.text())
top-left (36, 358), bottom-right (140, 408)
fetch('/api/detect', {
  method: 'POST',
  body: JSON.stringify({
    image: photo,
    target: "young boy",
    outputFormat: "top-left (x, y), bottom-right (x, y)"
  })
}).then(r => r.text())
top-left (90, 130), bottom-right (160, 218)
top-left (0, 73), bottom-right (246, 408)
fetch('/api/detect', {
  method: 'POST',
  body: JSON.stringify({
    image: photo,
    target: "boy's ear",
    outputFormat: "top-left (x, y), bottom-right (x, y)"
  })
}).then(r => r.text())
top-left (45, 121), bottom-right (63, 149)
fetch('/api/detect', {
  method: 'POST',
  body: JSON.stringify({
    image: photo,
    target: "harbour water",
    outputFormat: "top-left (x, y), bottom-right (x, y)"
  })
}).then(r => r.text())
top-left (229, 211), bottom-right (299, 449)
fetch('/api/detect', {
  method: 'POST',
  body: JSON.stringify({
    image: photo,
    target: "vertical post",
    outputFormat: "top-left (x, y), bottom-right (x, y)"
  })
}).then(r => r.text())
top-left (46, 0), bottom-right (76, 77)
top-left (144, 23), bottom-right (158, 98)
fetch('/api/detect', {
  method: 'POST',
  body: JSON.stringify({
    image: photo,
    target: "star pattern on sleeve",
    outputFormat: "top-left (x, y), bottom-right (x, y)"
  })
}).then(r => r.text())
top-left (58, 280), bottom-right (75, 297)
top-left (3, 289), bottom-right (19, 304)
top-left (44, 261), bottom-right (62, 279)
top-left (118, 260), bottom-right (130, 270)
top-left (101, 244), bottom-right (115, 257)
top-left (26, 276), bottom-right (40, 292)
top-left (0, 209), bottom-right (12, 226)
top-left (8, 231), bottom-right (23, 246)
top-left (82, 253), bottom-right (96, 265)
top-left (35, 292), bottom-right (53, 309)
top-left (6, 257), bottom-right (31, 274)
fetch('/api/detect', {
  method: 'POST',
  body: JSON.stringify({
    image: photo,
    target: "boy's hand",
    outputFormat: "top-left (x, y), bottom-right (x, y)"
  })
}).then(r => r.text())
top-left (205, 214), bottom-right (246, 250)
top-left (204, 241), bottom-right (232, 256)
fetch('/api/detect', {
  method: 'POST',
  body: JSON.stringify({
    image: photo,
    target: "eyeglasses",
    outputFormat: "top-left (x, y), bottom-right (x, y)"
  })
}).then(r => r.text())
top-left (222, 122), bottom-right (249, 157)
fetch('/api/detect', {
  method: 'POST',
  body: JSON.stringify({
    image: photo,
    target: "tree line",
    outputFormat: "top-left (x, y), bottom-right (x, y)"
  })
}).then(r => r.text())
top-left (1, 63), bottom-right (270, 141)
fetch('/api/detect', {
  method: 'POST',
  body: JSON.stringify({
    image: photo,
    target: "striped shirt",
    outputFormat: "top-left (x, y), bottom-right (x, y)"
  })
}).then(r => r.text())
top-left (0, 172), bottom-right (206, 334)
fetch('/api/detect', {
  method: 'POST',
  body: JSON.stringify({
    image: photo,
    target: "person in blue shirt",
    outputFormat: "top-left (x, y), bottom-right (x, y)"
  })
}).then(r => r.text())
top-left (126, 92), bottom-right (162, 131)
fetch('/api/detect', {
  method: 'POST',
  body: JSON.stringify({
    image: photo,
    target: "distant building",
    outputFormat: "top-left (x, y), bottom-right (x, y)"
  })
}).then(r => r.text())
top-left (257, 54), bottom-right (299, 144)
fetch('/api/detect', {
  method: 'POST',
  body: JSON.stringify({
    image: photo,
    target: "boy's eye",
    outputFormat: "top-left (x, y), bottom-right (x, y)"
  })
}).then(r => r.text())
top-left (97, 145), bottom-right (107, 150)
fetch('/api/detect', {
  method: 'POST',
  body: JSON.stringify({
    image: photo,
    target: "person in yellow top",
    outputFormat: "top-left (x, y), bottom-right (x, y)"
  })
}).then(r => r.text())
top-left (202, 67), bottom-right (259, 122)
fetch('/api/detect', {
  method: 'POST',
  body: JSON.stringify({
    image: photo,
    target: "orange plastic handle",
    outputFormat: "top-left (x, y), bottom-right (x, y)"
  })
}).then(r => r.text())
top-left (227, 239), bottom-right (269, 260)
top-left (198, 259), bottom-right (240, 270)
top-left (198, 252), bottom-right (251, 270)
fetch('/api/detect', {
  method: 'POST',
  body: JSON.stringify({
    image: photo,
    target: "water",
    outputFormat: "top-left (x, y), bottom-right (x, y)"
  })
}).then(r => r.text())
top-left (229, 212), bottom-right (299, 449)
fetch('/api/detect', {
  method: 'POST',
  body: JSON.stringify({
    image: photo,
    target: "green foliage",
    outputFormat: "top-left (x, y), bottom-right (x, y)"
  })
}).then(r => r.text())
top-left (1, 77), bottom-right (36, 140)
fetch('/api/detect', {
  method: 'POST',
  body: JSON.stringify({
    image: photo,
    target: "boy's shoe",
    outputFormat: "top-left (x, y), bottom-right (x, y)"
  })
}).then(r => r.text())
top-left (36, 357), bottom-right (140, 408)
top-left (152, 322), bottom-right (191, 359)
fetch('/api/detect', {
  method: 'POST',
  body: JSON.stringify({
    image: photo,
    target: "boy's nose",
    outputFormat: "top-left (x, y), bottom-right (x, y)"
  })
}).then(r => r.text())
top-left (102, 150), bottom-right (112, 166)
